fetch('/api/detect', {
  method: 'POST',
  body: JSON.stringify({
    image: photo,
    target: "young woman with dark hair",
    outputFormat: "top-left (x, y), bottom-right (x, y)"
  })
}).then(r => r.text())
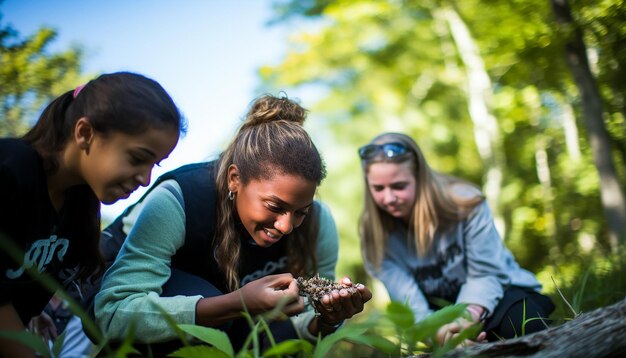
top-left (0, 72), bottom-right (184, 357)
top-left (95, 94), bottom-right (372, 355)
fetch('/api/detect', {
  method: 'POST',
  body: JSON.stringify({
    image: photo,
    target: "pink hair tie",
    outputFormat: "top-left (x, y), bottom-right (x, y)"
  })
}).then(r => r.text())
top-left (73, 84), bottom-right (86, 98)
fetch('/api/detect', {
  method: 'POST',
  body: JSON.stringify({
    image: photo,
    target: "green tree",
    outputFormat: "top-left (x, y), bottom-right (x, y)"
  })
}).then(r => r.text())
top-left (550, 0), bottom-right (626, 250)
top-left (262, 0), bottom-right (625, 279)
top-left (0, 15), bottom-right (85, 136)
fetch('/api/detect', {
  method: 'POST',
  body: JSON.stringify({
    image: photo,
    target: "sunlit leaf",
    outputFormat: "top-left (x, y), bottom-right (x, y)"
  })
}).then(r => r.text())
top-left (385, 301), bottom-right (414, 330)
top-left (169, 345), bottom-right (231, 358)
top-left (262, 339), bottom-right (314, 357)
top-left (178, 324), bottom-right (234, 357)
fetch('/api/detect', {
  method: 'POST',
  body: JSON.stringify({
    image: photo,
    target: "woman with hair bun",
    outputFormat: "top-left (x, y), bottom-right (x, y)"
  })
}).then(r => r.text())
top-left (95, 94), bottom-right (371, 355)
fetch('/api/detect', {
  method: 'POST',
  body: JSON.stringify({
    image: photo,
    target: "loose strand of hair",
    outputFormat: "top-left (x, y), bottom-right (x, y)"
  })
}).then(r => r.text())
top-left (215, 150), bottom-right (241, 291)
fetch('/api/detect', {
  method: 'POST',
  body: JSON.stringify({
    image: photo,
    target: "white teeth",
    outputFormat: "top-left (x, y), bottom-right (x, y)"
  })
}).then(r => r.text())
top-left (264, 229), bottom-right (279, 239)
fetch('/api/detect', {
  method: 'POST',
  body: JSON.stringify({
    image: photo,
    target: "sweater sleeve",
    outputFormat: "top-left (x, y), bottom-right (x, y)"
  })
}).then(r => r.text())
top-left (455, 201), bottom-right (510, 315)
top-left (95, 180), bottom-right (201, 343)
top-left (290, 201), bottom-right (338, 342)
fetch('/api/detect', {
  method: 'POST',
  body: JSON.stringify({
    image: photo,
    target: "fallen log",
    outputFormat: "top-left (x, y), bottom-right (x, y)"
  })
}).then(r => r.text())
top-left (416, 296), bottom-right (626, 358)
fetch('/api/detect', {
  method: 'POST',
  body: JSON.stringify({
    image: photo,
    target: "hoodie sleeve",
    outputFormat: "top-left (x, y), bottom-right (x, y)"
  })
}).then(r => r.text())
top-left (456, 201), bottom-right (510, 315)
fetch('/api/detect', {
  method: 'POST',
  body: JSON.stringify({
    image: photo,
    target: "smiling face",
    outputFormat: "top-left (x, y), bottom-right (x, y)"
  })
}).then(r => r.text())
top-left (228, 165), bottom-right (317, 247)
top-left (79, 124), bottom-right (179, 204)
top-left (366, 161), bottom-right (417, 222)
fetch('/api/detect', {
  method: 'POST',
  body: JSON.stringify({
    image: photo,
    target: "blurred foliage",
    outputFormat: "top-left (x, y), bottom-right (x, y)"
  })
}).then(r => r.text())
top-left (0, 13), bottom-right (87, 137)
top-left (262, 0), bottom-right (626, 311)
top-left (3, 225), bottom-right (467, 357)
top-left (538, 248), bottom-right (626, 326)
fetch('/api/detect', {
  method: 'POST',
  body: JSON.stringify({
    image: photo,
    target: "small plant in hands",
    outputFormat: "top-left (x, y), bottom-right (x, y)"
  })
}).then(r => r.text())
top-left (296, 274), bottom-right (359, 311)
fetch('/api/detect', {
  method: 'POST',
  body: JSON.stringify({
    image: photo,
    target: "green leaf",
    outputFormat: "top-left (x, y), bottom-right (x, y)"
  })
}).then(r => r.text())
top-left (168, 345), bottom-right (231, 358)
top-left (343, 335), bottom-right (397, 354)
top-left (236, 314), bottom-right (261, 358)
top-left (108, 320), bottom-right (142, 358)
top-left (386, 301), bottom-right (415, 330)
top-left (262, 339), bottom-right (314, 357)
top-left (177, 324), bottom-right (234, 357)
top-left (405, 304), bottom-right (466, 343)
top-left (313, 327), bottom-right (368, 358)
top-left (52, 330), bottom-right (67, 358)
top-left (0, 331), bottom-right (51, 358)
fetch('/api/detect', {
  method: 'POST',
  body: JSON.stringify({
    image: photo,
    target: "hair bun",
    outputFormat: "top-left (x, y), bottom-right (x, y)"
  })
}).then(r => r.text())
top-left (244, 93), bottom-right (307, 127)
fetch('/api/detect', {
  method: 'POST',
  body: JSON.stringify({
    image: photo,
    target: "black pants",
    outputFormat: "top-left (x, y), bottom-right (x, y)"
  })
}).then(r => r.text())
top-left (482, 286), bottom-right (554, 341)
top-left (126, 269), bottom-right (298, 357)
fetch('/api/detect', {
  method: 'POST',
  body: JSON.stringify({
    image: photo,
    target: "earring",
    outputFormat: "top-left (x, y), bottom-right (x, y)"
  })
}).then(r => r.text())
top-left (228, 190), bottom-right (235, 201)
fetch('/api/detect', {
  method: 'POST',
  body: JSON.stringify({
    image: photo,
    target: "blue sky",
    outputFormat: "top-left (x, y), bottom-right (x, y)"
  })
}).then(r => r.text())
top-left (2, 0), bottom-right (292, 221)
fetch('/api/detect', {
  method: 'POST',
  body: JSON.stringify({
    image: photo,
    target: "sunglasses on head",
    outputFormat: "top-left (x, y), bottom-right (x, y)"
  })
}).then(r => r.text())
top-left (358, 142), bottom-right (410, 160)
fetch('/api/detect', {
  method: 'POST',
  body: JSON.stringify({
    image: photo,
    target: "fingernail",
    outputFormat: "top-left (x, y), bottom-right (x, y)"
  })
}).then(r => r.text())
top-left (343, 277), bottom-right (352, 284)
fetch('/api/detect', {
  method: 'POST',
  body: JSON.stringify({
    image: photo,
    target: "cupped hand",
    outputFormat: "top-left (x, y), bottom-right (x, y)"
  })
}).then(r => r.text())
top-left (27, 312), bottom-right (57, 343)
top-left (239, 273), bottom-right (304, 317)
top-left (314, 276), bottom-right (373, 325)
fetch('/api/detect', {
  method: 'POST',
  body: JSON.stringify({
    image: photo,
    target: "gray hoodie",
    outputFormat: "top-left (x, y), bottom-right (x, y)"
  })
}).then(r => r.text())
top-left (367, 199), bottom-right (541, 321)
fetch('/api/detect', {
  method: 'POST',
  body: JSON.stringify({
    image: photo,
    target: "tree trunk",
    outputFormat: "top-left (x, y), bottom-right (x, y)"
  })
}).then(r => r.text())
top-left (550, 0), bottom-right (626, 250)
top-left (416, 296), bottom-right (626, 357)
top-left (561, 102), bottom-right (581, 163)
top-left (437, 7), bottom-right (506, 237)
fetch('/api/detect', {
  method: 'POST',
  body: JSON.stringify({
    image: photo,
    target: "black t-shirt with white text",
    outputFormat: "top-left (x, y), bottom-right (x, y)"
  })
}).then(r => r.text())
top-left (0, 138), bottom-right (79, 323)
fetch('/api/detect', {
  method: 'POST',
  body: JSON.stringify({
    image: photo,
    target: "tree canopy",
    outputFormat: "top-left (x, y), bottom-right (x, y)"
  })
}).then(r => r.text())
top-left (0, 15), bottom-right (86, 136)
top-left (261, 0), bottom-right (626, 283)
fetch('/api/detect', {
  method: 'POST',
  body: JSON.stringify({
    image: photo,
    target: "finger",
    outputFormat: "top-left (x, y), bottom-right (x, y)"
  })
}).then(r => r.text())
top-left (314, 299), bottom-right (333, 314)
top-left (272, 279), bottom-right (299, 303)
top-left (340, 276), bottom-right (353, 286)
top-left (446, 322), bottom-right (462, 334)
top-left (284, 278), bottom-right (299, 295)
top-left (330, 290), bottom-right (342, 312)
top-left (320, 293), bottom-right (330, 305)
top-left (435, 324), bottom-right (450, 345)
top-left (283, 297), bottom-right (305, 316)
top-left (348, 288), bottom-right (364, 312)
top-left (49, 324), bottom-right (58, 340)
top-left (356, 284), bottom-right (373, 303)
top-left (42, 328), bottom-right (52, 342)
top-left (475, 331), bottom-right (487, 342)
top-left (337, 289), bottom-right (358, 317)
top-left (270, 273), bottom-right (295, 288)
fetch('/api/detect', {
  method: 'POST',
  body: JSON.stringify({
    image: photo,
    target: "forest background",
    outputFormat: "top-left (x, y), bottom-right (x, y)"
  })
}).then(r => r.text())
top-left (1, 0), bottom-right (625, 322)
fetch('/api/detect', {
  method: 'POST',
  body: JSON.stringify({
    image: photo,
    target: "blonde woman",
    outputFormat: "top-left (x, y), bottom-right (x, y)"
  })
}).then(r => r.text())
top-left (358, 132), bottom-right (553, 346)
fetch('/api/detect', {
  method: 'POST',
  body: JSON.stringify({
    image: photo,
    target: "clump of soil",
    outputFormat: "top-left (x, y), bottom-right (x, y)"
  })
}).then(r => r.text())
top-left (296, 274), bottom-right (359, 304)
